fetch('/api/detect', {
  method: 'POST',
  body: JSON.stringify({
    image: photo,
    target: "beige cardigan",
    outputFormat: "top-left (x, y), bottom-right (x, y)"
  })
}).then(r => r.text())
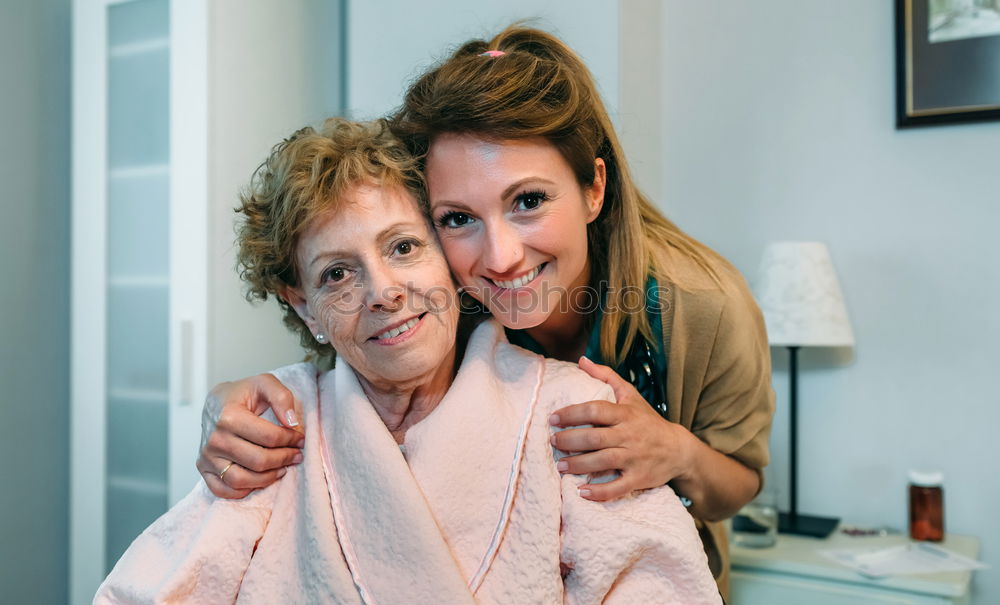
top-left (654, 244), bottom-right (776, 597)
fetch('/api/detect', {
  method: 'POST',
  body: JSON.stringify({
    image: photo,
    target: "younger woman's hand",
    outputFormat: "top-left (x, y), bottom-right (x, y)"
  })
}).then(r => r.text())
top-left (548, 356), bottom-right (697, 501)
top-left (195, 374), bottom-right (304, 499)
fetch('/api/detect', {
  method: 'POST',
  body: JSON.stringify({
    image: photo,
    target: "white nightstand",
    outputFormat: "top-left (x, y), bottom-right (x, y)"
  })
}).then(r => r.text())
top-left (730, 532), bottom-right (980, 605)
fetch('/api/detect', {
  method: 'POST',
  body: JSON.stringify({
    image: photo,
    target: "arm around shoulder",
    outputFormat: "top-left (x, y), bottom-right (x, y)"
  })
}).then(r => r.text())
top-left (663, 282), bottom-right (774, 521)
top-left (197, 363), bottom-right (314, 498)
top-left (691, 287), bottom-right (775, 482)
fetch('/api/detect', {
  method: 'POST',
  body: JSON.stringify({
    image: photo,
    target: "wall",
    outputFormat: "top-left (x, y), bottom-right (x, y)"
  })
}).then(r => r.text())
top-left (0, 0), bottom-right (71, 603)
top-left (207, 0), bottom-right (344, 388)
top-left (167, 0), bottom-right (344, 495)
top-left (345, 0), bottom-right (620, 120)
top-left (659, 2), bottom-right (1000, 603)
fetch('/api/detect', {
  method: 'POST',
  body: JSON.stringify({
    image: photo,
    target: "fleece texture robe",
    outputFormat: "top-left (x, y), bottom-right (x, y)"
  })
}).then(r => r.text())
top-left (96, 320), bottom-right (721, 604)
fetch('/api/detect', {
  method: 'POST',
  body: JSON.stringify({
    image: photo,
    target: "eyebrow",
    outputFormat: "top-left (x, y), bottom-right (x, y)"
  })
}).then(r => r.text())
top-left (432, 177), bottom-right (558, 209)
top-left (305, 220), bottom-right (423, 271)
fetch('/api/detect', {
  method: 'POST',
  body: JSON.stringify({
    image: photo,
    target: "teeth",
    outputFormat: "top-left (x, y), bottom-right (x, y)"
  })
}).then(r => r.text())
top-left (377, 316), bottom-right (420, 340)
top-left (494, 265), bottom-right (541, 289)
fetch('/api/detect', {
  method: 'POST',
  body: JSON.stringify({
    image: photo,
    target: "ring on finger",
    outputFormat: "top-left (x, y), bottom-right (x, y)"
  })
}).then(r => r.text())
top-left (218, 461), bottom-right (235, 481)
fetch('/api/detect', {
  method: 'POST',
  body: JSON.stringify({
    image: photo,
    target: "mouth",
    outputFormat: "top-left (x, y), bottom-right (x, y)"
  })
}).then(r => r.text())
top-left (370, 312), bottom-right (427, 343)
top-left (488, 263), bottom-right (546, 290)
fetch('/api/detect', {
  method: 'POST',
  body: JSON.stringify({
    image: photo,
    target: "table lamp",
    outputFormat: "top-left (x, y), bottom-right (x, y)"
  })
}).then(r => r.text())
top-left (754, 242), bottom-right (854, 538)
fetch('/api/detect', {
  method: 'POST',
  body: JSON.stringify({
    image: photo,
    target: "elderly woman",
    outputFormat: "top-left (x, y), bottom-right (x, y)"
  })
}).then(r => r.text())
top-left (95, 119), bottom-right (720, 604)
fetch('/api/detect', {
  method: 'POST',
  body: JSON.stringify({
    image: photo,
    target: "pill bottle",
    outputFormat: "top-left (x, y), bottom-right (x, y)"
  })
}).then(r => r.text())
top-left (908, 470), bottom-right (944, 542)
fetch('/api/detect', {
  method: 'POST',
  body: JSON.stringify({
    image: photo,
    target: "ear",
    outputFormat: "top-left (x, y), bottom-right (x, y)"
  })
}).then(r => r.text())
top-left (585, 158), bottom-right (607, 224)
top-left (279, 285), bottom-right (320, 335)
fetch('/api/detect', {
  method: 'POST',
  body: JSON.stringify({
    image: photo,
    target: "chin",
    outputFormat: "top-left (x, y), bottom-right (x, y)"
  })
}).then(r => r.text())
top-left (490, 310), bottom-right (549, 331)
top-left (371, 357), bottom-right (438, 383)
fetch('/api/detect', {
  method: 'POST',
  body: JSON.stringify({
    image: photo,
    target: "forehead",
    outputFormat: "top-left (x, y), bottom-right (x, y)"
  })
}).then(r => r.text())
top-left (302, 183), bottom-right (423, 238)
top-left (295, 183), bottom-right (427, 268)
top-left (424, 134), bottom-right (572, 191)
top-left (426, 133), bottom-right (560, 163)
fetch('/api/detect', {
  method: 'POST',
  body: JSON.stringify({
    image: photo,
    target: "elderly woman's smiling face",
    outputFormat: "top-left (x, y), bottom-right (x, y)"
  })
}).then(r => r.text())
top-left (282, 184), bottom-right (459, 388)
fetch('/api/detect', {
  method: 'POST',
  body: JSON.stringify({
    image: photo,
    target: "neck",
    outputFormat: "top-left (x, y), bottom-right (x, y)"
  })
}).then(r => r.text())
top-left (356, 337), bottom-right (464, 445)
top-left (525, 261), bottom-right (592, 362)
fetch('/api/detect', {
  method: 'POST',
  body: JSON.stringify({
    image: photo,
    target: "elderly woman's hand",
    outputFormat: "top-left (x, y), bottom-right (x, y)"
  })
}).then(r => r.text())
top-left (548, 357), bottom-right (698, 502)
top-left (195, 374), bottom-right (305, 499)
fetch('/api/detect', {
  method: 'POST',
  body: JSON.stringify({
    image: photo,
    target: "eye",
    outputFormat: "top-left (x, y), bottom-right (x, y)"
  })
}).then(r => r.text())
top-left (514, 190), bottom-right (549, 212)
top-left (438, 211), bottom-right (476, 228)
top-left (322, 266), bottom-right (348, 284)
top-left (394, 239), bottom-right (417, 255)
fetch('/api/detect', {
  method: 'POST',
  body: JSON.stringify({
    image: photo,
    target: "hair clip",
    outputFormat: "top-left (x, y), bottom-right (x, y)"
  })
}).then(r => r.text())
top-left (479, 50), bottom-right (505, 57)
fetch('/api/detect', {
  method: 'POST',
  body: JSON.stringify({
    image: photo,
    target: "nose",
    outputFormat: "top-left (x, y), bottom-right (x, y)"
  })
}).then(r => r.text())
top-left (481, 220), bottom-right (525, 275)
top-left (364, 260), bottom-right (405, 312)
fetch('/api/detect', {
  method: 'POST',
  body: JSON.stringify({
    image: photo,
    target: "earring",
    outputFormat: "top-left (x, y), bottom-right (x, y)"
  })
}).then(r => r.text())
top-left (315, 333), bottom-right (327, 344)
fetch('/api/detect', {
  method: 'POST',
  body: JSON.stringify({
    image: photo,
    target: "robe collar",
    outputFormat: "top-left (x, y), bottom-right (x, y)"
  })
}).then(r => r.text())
top-left (317, 320), bottom-right (544, 603)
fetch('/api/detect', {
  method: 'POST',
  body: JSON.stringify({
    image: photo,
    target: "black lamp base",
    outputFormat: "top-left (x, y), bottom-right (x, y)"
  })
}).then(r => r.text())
top-left (778, 512), bottom-right (839, 538)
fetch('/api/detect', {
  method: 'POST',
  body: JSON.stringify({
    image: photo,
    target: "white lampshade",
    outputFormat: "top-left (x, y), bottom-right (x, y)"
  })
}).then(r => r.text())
top-left (754, 242), bottom-right (855, 347)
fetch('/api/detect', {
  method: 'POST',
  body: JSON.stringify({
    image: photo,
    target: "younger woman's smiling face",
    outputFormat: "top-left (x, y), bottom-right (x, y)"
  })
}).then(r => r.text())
top-left (424, 134), bottom-right (605, 331)
top-left (282, 184), bottom-right (459, 390)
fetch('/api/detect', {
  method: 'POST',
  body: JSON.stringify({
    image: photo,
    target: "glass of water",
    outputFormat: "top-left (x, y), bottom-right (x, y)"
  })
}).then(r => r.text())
top-left (731, 489), bottom-right (778, 548)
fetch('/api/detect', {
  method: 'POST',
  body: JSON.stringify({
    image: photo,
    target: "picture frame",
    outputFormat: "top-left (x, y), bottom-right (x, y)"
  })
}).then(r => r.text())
top-left (896, 0), bottom-right (1000, 127)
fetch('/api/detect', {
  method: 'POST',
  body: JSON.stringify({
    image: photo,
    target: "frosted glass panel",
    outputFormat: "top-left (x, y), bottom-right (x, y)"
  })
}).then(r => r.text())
top-left (106, 286), bottom-right (169, 391)
top-left (108, 396), bottom-right (169, 483)
top-left (107, 47), bottom-right (169, 168)
top-left (105, 0), bottom-right (170, 574)
top-left (106, 481), bottom-right (168, 570)
top-left (107, 0), bottom-right (168, 47)
top-left (108, 171), bottom-right (169, 278)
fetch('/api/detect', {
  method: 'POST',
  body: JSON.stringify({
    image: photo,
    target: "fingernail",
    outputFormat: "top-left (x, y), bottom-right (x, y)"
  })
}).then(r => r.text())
top-left (285, 410), bottom-right (299, 427)
top-left (578, 488), bottom-right (592, 498)
top-left (580, 355), bottom-right (591, 364)
top-left (292, 453), bottom-right (304, 464)
top-left (296, 438), bottom-right (305, 448)
top-left (277, 468), bottom-right (287, 478)
top-left (549, 434), bottom-right (557, 446)
top-left (548, 414), bottom-right (560, 426)
top-left (557, 460), bottom-right (569, 472)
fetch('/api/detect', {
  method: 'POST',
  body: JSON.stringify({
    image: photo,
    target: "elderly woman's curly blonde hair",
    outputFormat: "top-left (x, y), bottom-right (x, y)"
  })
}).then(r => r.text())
top-left (235, 118), bottom-right (427, 358)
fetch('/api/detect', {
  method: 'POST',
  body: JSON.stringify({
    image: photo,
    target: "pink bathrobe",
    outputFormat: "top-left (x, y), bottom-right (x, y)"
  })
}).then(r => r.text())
top-left (96, 320), bottom-right (720, 604)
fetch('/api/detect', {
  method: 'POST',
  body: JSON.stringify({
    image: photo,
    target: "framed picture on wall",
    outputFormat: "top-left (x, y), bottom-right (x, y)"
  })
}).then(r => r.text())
top-left (896, 0), bottom-right (1000, 127)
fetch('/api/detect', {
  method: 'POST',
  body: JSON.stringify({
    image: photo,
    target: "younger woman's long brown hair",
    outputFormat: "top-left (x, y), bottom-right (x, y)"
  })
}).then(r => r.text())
top-left (391, 25), bottom-right (720, 365)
